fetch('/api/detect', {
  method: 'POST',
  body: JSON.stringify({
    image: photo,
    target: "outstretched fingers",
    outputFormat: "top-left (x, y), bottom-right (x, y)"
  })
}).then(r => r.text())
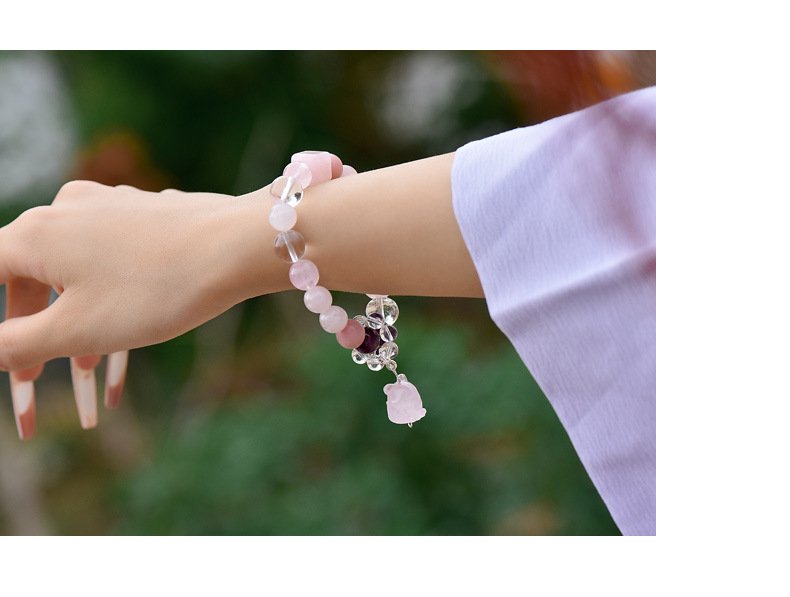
top-left (4, 277), bottom-right (52, 439)
top-left (71, 354), bottom-right (100, 429)
top-left (0, 292), bottom-right (73, 372)
top-left (0, 187), bottom-right (133, 439)
top-left (104, 350), bottom-right (128, 409)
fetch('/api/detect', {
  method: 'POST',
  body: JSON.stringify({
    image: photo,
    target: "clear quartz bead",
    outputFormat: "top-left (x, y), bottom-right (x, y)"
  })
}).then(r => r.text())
top-left (353, 315), bottom-right (368, 327)
top-left (274, 230), bottom-right (306, 263)
top-left (351, 349), bottom-right (367, 365)
top-left (379, 325), bottom-right (394, 343)
top-left (283, 161), bottom-right (312, 188)
top-left (378, 342), bottom-right (399, 361)
top-left (366, 312), bottom-right (384, 330)
top-left (366, 357), bottom-right (383, 371)
top-left (270, 175), bottom-right (304, 207)
top-left (365, 297), bottom-right (399, 325)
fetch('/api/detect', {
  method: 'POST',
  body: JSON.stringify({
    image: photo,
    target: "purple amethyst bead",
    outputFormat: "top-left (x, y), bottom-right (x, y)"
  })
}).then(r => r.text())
top-left (356, 327), bottom-right (382, 354)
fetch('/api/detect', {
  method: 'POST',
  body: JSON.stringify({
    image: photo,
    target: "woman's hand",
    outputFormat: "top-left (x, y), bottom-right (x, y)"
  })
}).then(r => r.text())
top-left (0, 151), bottom-right (481, 440)
top-left (0, 181), bottom-right (274, 438)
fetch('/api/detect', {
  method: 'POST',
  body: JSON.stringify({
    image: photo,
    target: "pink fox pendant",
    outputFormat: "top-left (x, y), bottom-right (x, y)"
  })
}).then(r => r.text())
top-left (384, 374), bottom-right (426, 426)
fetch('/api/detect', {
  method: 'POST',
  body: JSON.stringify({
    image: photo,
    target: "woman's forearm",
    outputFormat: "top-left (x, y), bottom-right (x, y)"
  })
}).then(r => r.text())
top-left (0, 152), bottom-right (481, 373)
top-left (234, 152), bottom-right (484, 301)
top-left (0, 150), bottom-right (483, 435)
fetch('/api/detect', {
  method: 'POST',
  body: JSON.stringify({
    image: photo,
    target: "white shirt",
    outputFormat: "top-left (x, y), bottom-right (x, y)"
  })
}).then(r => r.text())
top-left (451, 87), bottom-right (656, 535)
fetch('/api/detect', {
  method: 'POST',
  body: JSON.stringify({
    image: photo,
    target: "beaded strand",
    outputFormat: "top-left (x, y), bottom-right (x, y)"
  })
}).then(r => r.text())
top-left (266, 151), bottom-right (427, 426)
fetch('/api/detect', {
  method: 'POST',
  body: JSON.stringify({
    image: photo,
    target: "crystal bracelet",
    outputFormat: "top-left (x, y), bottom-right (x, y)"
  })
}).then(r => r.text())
top-left (267, 151), bottom-right (427, 426)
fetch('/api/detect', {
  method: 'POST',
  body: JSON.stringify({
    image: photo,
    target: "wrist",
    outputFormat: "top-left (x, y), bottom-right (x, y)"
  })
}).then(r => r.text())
top-left (220, 189), bottom-right (288, 303)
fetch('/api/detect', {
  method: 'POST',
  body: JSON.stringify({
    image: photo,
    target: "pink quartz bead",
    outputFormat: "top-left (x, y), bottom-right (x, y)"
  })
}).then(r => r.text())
top-left (291, 151), bottom-right (333, 185)
top-left (336, 319), bottom-right (365, 349)
top-left (341, 165), bottom-right (357, 177)
top-left (289, 259), bottom-right (319, 290)
top-left (283, 161), bottom-right (313, 188)
top-left (328, 153), bottom-right (343, 178)
top-left (319, 305), bottom-right (348, 333)
top-left (304, 285), bottom-right (332, 314)
top-left (269, 202), bottom-right (297, 231)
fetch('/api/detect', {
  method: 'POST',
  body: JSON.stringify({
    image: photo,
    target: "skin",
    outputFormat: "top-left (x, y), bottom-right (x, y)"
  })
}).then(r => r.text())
top-left (0, 152), bottom-right (482, 379)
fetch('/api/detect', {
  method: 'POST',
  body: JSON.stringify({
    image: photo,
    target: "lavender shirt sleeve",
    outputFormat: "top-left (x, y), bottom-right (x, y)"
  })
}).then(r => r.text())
top-left (450, 87), bottom-right (656, 535)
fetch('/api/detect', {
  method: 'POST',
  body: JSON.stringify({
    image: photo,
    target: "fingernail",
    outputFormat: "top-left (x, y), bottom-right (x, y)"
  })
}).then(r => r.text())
top-left (70, 358), bottom-right (98, 429)
top-left (10, 375), bottom-right (36, 440)
top-left (104, 351), bottom-right (128, 409)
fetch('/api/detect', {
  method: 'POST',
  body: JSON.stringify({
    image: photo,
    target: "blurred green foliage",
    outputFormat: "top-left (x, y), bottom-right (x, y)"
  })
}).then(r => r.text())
top-left (0, 51), bottom-right (618, 535)
top-left (115, 314), bottom-right (616, 535)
